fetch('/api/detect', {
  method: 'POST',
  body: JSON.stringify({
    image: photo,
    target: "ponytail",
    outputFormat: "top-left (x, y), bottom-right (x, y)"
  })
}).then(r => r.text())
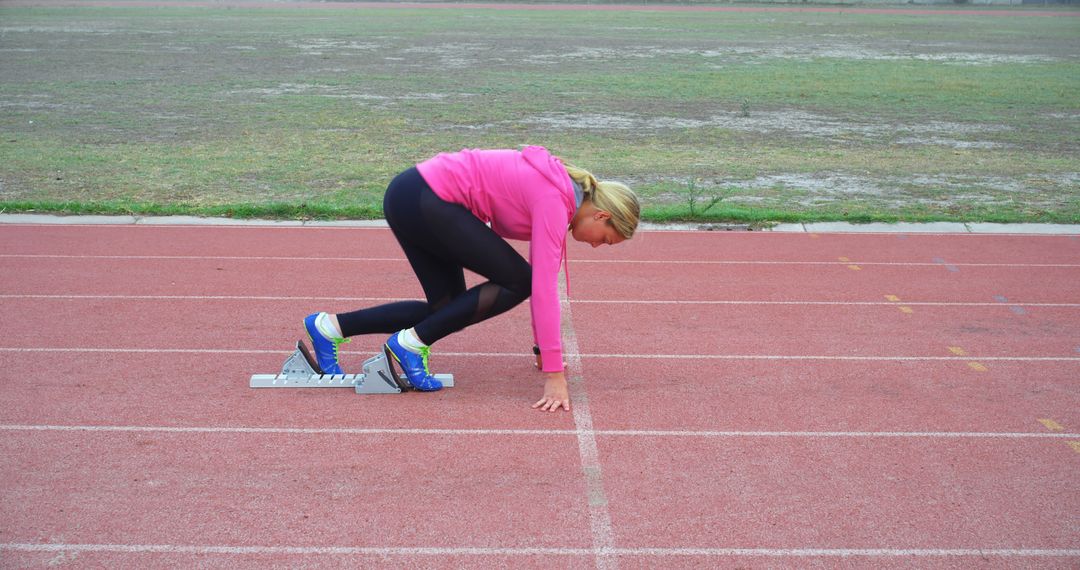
top-left (563, 162), bottom-right (640, 239)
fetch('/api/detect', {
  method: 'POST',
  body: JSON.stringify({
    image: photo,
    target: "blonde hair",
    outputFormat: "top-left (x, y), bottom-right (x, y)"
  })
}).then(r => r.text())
top-left (563, 162), bottom-right (640, 240)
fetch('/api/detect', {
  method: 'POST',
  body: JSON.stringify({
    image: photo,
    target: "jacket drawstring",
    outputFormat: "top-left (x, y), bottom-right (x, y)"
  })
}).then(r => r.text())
top-left (562, 236), bottom-right (570, 298)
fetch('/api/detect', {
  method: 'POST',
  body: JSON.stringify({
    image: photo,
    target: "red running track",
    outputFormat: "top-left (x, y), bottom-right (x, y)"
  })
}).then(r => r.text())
top-left (1, 223), bottom-right (1078, 568)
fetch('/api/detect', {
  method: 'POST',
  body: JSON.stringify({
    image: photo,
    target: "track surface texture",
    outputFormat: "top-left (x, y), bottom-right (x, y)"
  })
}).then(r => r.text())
top-left (1, 223), bottom-right (1078, 568)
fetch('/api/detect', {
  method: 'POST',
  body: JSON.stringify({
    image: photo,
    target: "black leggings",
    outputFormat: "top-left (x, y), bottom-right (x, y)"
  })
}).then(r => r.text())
top-left (336, 167), bottom-right (532, 345)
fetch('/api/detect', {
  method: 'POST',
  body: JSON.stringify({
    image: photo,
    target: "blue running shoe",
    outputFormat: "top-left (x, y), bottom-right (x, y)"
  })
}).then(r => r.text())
top-left (304, 313), bottom-right (347, 375)
top-left (384, 332), bottom-right (443, 392)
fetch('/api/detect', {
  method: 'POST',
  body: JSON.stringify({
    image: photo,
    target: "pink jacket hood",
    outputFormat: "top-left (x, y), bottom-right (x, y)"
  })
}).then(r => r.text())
top-left (521, 145), bottom-right (578, 215)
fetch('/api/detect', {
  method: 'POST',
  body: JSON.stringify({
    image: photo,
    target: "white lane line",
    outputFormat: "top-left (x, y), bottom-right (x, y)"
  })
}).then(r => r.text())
top-left (0, 543), bottom-right (589, 555)
top-left (2, 254), bottom-right (1077, 268)
top-left (574, 354), bottom-right (1080, 362)
top-left (572, 300), bottom-right (1080, 307)
top-left (0, 543), bottom-right (1076, 558)
top-left (578, 259), bottom-right (1080, 268)
top-left (0, 347), bottom-right (285, 354)
top-left (598, 430), bottom-right (1080, 439)
top-left (2, 425), bottom-right (1078, 439)
top-left (561, 288), bottom-right (618, 569)
top-left (2, 348), bottom-right (1079, 362)
top-left (0, 294), bottom-right (410, 302)
top-left (615, 548), bottom-right (1080, 557)
top-left (3, 294), bottom-right (1079, 308)
top-left (0, 425), bottom-right (574, 436)
top-left (0, 254), bottom-right (404, 262)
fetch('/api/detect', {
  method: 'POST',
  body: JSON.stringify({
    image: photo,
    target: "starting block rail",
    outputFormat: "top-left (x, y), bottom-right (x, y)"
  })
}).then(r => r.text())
top-left (250, 340), bottom-right (453, 395)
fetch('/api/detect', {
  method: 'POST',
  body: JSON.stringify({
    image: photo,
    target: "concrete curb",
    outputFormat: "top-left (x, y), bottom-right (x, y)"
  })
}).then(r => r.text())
top-left (1, 214), bottom-right (1078, 234)
top-left (0, 214), bottom-right (388, 228)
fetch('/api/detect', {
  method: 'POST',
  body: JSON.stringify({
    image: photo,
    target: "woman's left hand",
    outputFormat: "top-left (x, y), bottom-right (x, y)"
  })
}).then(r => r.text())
top-left (532, 372), bottom-right (570, 412)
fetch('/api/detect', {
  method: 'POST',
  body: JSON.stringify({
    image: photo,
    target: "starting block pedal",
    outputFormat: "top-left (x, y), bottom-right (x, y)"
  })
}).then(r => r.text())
top-left (249, 340), bottom-right (454, 394)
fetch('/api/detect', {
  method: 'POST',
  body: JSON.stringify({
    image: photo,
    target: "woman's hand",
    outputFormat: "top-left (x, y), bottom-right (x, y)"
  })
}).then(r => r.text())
top-left (532, 372), bottom-right (570, 412)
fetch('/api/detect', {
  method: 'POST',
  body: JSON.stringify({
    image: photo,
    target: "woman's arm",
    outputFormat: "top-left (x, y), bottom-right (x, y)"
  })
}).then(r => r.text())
top-left (528, 195), bottom-right (572, 411)
top-left (528, 198), bottom-right (569, 374)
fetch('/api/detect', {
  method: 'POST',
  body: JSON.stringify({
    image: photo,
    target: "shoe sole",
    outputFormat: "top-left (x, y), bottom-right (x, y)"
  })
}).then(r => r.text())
top-left (383, 343), bottom-right (442, 392)
top-left (383, 344), bottom-right (414, 391)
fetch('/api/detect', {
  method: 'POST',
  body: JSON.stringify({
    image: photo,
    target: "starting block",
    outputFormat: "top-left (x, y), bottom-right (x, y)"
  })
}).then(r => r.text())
top-left (249, 340), bottom-right (454, 394)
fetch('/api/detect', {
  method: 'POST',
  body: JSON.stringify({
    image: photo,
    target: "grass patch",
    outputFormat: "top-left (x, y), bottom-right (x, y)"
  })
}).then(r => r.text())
top-left (0, 200), bottom-right (382, 220)
top-left (1, 4), bottom-right (1078, 223)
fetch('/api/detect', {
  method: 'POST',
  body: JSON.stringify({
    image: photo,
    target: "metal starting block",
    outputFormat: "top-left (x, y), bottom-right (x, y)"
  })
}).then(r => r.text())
top-left (249, 340), bottom-right (454, 394)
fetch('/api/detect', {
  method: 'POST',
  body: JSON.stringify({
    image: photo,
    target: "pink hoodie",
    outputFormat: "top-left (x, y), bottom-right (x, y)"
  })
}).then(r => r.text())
top-left (416, 146), bottom-right (575, 373)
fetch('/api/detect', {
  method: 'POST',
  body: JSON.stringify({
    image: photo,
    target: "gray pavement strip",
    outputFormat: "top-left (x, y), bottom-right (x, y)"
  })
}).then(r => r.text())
top-left (0, 214), bottom-right (1078, 234)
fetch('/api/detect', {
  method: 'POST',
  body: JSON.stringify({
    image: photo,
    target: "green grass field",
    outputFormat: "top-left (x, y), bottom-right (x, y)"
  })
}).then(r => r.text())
top-left (1, 3), bottom-right (1079, 223)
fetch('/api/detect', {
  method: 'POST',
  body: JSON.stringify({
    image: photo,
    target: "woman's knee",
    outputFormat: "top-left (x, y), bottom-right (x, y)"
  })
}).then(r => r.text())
top-left (503, 261), bottom-right (532, 298)
top-left (428, 294), bottom-right (454, 313)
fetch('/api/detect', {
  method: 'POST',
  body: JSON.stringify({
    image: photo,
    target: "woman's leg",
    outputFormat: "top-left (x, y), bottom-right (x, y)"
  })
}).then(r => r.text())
top-left (344, 166), bottom-right (532, 344)
top-left (327, 167), bottom-right (532, 389)
top-left (335, 167), bottom-right (466, 338)
top-left (409, 184), bottom-right (532, 345)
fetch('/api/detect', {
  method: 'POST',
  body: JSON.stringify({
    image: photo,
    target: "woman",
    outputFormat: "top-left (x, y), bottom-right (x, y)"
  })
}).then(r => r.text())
top-left (304, 146), bottom-right (639, 412)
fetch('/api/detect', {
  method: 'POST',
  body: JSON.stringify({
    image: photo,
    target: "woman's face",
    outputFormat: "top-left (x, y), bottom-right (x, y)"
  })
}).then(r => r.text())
top-left (570, 204), bottom-right (625, 248)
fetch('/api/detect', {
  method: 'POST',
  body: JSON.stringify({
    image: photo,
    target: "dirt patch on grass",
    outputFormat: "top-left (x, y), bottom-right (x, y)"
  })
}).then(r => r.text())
top-left (503, 110), bottom-right (1013, 148)
top-left (518, 44), bottom-right (1069, 66)
top-left (287, 39), bottom-right (381, 55)
top-left (226, 83), bottom-right (461, 103)
top-left (744, 46), bottom-right (1066, 65)
top-left (401, 42), bottom-right (493, 69)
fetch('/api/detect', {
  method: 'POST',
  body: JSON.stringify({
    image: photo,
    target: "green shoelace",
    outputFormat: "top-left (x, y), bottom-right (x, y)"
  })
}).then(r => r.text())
top-left (418, 345), bottom-right (432, 374)
top-left (331, 336), bottom-right (350, 364)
